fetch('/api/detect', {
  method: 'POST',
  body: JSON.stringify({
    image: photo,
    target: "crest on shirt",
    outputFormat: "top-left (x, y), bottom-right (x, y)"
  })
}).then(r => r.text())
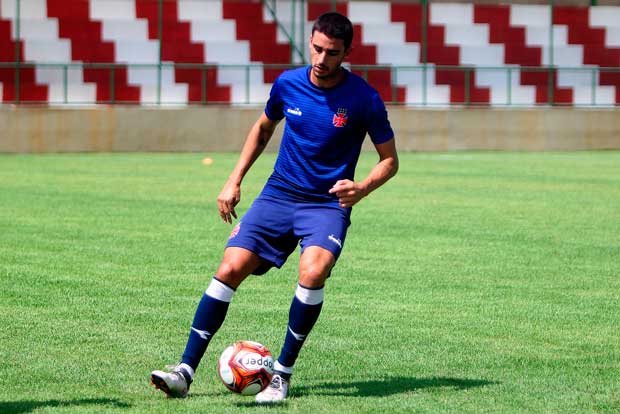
top-left (332, 108), bottom-right (348, 128)
top-left (228, 222), bottom-right (241, 239)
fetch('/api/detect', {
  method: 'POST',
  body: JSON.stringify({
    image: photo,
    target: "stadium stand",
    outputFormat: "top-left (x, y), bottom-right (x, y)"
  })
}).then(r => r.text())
top-left (136, 0), bottom-right (230, 103)
top-left (178, 0), bottom-right (265, 103)
top-left (0, 0), bottom-right (619, 106)
top-left (555, 6), bottom-right (620, 103)
top-left (308, 1), bottom-right (406, 103)
top-left (92, 0), bottom-right (187, 103)
top-left (392, 2), bottom-right (490, 104)
top-left (223, 1), bottom-right (290, 83)
top-left (47, 0), bottom-right (141, 102)
top-left (0, 0), bottom-right (49, 102)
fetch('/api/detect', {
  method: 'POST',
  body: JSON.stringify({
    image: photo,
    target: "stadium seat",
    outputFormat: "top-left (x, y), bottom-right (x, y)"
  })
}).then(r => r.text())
top-left (91, 1), bottom-right (188, 104)
top-left (14, 16), bottom-right (97, 103)
top-left (136, 0), bottom-right (230, 103)
top-left (395, 66), bottom-right (451, 106)
top-left (223, 1), bottom-right (290, 84)
top-left (306, 1), bottom-right (406, 103)
top-left (46, 0), bottom-right (140, 103)
top-left (0, 8), bottom-right (48, 102)
top-left (2, 0), bottom-right (620, 106)
top-left (488, 4), bottom-right (571, 105)
top-left (131, 65), bottom-right (188, 105)
top-left (392, 2), bottom-right (491, 104)
top-left (178, 0), bottom-right (265, 103)
top-left (554, 6), bottom-right (620, 103)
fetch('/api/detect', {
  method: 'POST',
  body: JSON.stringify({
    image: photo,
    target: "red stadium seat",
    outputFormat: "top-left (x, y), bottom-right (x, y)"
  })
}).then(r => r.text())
top-left (0, 17), bottom-right (48, 103)
top-left (47, 0), bottom-right (140, 103)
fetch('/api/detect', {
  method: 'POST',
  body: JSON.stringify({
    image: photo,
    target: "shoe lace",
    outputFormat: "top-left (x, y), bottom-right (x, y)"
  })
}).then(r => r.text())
top-left (164, 364), bottom-right (192, 385)
top-left (269, 375), bottom-right (282, 390)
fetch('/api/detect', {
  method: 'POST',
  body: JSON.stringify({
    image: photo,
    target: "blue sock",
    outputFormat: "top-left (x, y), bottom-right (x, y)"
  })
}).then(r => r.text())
top-left (276, 284), bottom-right (324, 376)
top-left (181, 277), bottom-right (235, 372)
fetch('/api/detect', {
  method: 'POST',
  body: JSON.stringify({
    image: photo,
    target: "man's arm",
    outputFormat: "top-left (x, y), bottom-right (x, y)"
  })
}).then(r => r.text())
top-left (328, 138), bottom-right (399, 208)
top-left (217, 112), bottom-right (280, 223)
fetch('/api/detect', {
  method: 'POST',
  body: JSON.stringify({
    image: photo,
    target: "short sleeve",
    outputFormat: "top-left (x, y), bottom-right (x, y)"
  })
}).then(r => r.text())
top-left (366, 92), bottom-right (395, 145)
top-left (264, 77), bottom-right (285, 121)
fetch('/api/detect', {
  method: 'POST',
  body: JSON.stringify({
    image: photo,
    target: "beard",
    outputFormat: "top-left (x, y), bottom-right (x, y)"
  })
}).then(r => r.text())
top-left (313, 64), bottom-right (338, 79)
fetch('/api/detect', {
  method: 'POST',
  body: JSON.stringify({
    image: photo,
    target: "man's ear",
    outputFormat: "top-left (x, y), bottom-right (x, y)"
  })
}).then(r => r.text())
top-left (344, 46), bottom-right (353, 59)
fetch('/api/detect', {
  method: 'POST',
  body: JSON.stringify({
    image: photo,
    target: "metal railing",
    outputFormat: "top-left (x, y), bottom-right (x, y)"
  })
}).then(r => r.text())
top-left (1, 62), bottom-right (619, 106)
top-left (0, 0), bottom-right (618, 106)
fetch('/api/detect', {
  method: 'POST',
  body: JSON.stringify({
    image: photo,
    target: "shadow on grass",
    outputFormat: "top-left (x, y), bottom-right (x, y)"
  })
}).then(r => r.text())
top-left (0, 398), bottom-right (131, 414)
top-left (233, 376), bottom-right (497, 406)
top-left (293, 376), bottom-right (497, 397)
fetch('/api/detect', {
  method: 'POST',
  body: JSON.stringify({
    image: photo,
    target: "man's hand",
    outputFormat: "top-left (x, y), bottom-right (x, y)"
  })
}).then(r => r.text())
top-left (329, 179), bottom-right (367, 208)
top-left (217, 181), bottom-right (241, 224)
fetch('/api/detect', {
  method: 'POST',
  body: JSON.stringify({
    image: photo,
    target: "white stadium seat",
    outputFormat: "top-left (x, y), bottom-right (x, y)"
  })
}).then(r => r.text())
top-left (349, 1), bottom-right (391, 24)
top-left (590, 6), bottom-right (620, 29)
top-left (396, 66), bottom-right (451, 105)
top-left (604, 27), bottom-right (620, 48)
top-left (511, 5), bottom-right (550, 28)
top-left (1, 0), bottom-right (47, 19)
top-left (204, 41), bottom-right (250, 64)
top-left (376, 44), bottom-right (420, 66)
top-left (36, 65), bottom-right (97, 104)
top-left (131, 65), bottom-right (189, 104)
top-left (90, 0), bottom-right (136, 20)
top-left (430, 3), bottom-right (473, 26)
top-left (179, 0), bottom-right (225, 21)
top-left (190, 20), bottom-right (237, 43)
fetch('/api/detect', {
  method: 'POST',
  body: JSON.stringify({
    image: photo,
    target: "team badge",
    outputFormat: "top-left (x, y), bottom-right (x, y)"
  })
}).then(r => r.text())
top-left (228, 223), bottom-right (240, 239)
top-left (332, 108), bottom-right (348, 128)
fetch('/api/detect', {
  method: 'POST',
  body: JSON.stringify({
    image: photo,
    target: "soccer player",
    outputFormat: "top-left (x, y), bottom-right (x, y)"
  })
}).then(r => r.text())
top-left (150, 12), bottom-right (398, 403)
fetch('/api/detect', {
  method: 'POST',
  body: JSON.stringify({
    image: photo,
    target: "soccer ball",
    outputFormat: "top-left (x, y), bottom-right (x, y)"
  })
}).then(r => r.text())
top-left (217, 340), bottom-right (274, 395)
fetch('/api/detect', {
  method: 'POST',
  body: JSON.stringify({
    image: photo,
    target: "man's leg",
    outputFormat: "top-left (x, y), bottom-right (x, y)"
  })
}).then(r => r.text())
top-left (151, 247), bottom-right (261, 398)
top-left (256, 246), bottom-right (334, 403)
top-left (180, 248), bottom-right (260, 371)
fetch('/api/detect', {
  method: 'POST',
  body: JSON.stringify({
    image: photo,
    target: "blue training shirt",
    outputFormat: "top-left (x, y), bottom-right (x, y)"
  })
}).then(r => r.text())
top-left (262, 66), bottom-right (394, 203)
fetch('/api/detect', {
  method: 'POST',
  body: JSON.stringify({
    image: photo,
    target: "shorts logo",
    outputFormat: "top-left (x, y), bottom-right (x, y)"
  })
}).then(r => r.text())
top-left (229, 223), bottom-right (241, 239)
top-left (332, 108), bottom-right (348, 128)
top-left (328, 234), bottom-right (342, 249)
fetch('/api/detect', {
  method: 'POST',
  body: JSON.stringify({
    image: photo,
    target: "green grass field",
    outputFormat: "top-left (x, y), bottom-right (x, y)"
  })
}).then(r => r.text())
top-left (1, 151), bottom-right (619, 414)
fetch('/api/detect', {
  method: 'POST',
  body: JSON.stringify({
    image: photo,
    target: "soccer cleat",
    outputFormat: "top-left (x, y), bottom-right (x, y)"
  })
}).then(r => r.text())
top-left (255, 374), bottom-right (289, 403)
top-left (150, 365), bottom-right (192, 398)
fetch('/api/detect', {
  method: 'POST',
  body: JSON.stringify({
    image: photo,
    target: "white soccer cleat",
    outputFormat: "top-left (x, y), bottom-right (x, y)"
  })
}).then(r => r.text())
top-left (255, 374), bottom-right (289, 403)
top-left (150, 365), bottom-right (191, 398)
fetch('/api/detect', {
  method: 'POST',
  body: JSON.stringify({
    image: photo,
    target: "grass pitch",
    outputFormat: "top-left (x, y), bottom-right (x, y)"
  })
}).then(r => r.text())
top-left (0, 151), bottom-right (619, 414)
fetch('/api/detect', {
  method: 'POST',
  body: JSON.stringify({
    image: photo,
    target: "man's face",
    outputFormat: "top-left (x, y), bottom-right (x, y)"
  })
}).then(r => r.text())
top-left (309, 31), bottom-right (351, 84)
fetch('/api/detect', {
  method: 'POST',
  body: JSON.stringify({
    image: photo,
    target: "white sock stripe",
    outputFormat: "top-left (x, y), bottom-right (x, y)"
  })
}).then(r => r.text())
top-left (205, 278), bottom-right (235, 302)
top-left (295, 284), bottom-right (324, 305)
top-left (274, 361), bottom-right (293, 375)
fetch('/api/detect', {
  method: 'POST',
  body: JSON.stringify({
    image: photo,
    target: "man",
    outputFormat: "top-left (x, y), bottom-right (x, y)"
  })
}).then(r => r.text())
top-left (150, 12), bottom-right (398, 403)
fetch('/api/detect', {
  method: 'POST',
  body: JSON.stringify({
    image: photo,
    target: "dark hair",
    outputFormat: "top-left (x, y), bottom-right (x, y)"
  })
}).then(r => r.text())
top-left (312, 12), bottom-right (354, 49)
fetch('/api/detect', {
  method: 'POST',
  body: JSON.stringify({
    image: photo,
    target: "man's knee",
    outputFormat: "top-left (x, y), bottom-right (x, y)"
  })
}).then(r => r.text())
top-left (215, 248), bottom-right (262, 288)
top-left (299, 247), bottom-right (335, 288)
top-left (299, 264), bottom-right (330, 287)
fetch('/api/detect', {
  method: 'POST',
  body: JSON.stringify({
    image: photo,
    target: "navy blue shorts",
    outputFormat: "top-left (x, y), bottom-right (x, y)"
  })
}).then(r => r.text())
top-left (226, 195), bottom-right (351, 275)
